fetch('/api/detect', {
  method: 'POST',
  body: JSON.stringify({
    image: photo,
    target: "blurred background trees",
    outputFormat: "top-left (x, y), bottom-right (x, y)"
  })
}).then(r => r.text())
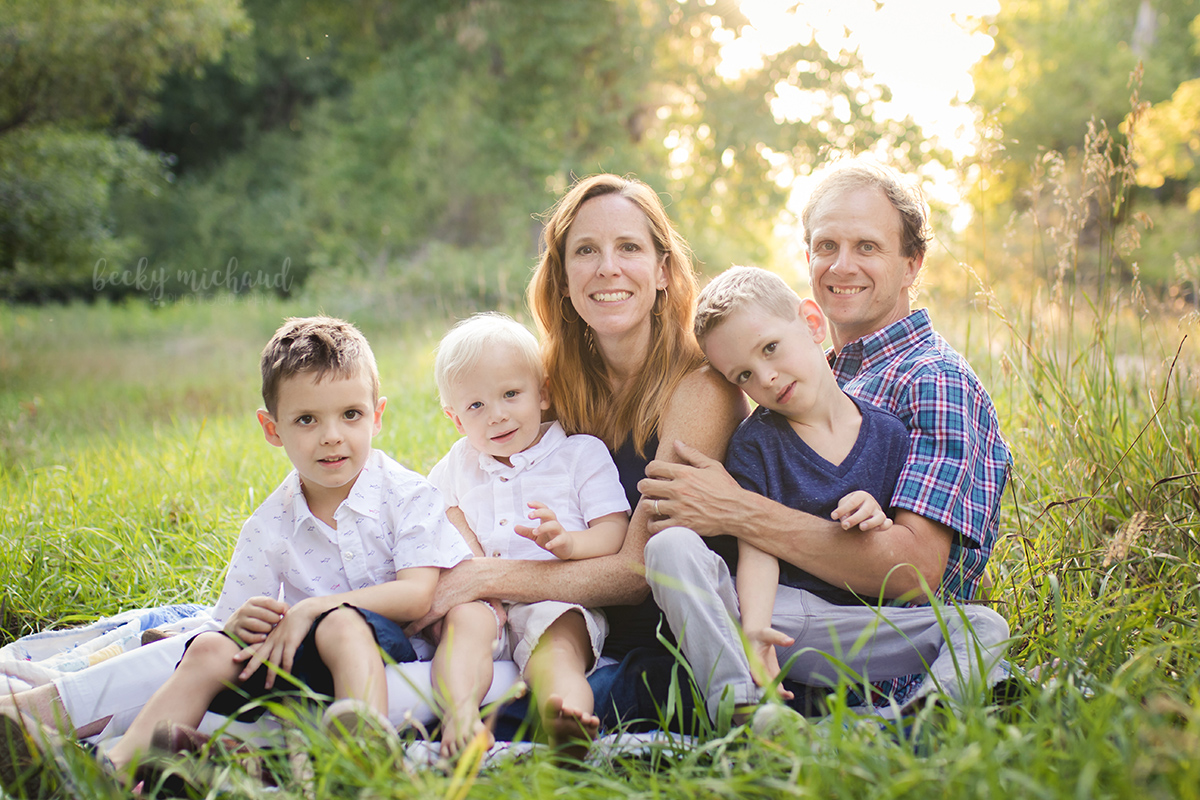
top-left (1, 0), bottom-right (1197, 310)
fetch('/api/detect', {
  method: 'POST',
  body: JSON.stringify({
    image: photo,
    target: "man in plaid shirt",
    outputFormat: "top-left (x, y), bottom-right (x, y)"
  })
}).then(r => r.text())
top-left (641, 158), bottom-right (1010, 712)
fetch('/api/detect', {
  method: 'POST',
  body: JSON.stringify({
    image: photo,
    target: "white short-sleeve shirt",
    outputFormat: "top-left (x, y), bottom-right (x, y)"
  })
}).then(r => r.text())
top-left (212, 449), bottom-right (471, 622)
top-left (428, 422), bottom-right (629, 560)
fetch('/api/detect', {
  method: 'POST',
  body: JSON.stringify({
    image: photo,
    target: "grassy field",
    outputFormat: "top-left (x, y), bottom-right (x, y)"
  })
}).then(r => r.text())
top-left (2, 277), bottom-right (1199, 798)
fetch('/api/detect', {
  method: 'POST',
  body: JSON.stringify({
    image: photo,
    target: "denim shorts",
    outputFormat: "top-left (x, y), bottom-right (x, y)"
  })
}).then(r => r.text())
top-left (185, 603), bottom-right (417, 721)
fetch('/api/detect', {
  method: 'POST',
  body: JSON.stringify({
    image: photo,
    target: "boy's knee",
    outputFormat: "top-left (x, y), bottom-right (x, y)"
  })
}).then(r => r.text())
top-left (644, 526), bottom-right (702, 574)
top-left (313, 605), bottom-right (373, 651)
top-left (182, 631), bottom-right (240, 669)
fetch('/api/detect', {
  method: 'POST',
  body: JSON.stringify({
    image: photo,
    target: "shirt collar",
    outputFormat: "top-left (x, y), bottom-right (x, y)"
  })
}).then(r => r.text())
top-left (281, 449), bottom-right (385, 533)
top-left (829, 309), bottom-right (933, 379)
top-left (476, 421), bottom-right (565, 476)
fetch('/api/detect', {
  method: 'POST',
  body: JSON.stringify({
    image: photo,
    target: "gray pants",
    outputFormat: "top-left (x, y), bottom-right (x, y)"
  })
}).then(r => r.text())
top-left (644, 527), bottom-right (1010, 722)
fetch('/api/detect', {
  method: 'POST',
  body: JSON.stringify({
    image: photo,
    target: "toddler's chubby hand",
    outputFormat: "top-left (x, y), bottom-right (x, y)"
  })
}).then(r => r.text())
top-left (223, 595), bottom-right (288, 645)
top-left (831, 490), bottom-right (893, 532)
top-left (514, 501), bottom-right (575, 560)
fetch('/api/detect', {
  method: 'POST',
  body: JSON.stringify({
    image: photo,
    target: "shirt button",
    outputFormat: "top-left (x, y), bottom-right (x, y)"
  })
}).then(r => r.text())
top-left (346, 552), bottom-right (356, 560)
top-left (499, 519), bottom-right (507, 526)
top-left (491, 550), bottom-right (501, 557)
top-left (500, 477), bottom-right (509, 482)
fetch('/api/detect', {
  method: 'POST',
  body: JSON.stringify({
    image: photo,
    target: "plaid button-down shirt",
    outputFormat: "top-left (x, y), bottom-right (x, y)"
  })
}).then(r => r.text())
top-left (830, 309), bottom-right (1011, 702)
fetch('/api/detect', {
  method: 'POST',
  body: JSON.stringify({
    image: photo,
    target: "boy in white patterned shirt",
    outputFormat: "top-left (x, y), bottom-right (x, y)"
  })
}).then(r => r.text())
top-left (426, 313), bottom-right (629, 759)
top-left (103, 316), bottom-right (471, 778)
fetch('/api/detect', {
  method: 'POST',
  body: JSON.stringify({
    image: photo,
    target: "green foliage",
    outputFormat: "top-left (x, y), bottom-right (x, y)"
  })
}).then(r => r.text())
top-left (119, 0), bottom-right (930, 310)
top-left (0, 128), bottom-right (164, 299)
top-left (0, 0), bottom-right (250, 299)
top-left (970, 0), bottom-right (1199, 206)
top-left (0, 0), bottom-right (250, 133)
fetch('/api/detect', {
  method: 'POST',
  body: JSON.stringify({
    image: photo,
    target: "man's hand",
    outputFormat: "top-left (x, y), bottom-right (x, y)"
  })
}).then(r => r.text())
top-left (514, 501), bottom-right (575, 560)
top-left (638, 440), bottom-right (748, 536)
top-left (223, 596), bottom-right (287, 645)
top-left (831, 490), bottom-right (893, 532)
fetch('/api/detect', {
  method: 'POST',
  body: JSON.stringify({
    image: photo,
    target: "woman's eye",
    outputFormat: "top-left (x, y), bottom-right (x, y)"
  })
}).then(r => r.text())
top-left (576, 245), bottom-right (594, 256)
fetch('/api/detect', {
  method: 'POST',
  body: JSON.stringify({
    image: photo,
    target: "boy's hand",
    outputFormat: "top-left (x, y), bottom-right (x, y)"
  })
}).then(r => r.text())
top-left (514, 501), bottom-right (575, 560)
top-left (831, 490), bottom-right (893, 532)
top-left (745, 627), bottom-right (795, 700)
top-left (232, 597), bottom-right (321, 688)
top-left (223, 596), bottom-right (287, 645)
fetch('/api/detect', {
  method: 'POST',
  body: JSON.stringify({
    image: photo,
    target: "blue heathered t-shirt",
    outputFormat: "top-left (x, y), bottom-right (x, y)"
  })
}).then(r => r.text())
top-left (711, 393), bottom-right (910, 605)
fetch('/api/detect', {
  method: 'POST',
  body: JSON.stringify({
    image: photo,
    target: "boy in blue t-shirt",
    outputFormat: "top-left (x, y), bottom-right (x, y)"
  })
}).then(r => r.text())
top-left (649, 266), bottom-right (1009, 724)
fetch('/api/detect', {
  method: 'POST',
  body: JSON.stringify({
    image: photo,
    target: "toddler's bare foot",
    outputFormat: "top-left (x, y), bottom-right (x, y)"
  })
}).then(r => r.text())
top-left (542, 695), bottom-right (598, 763)
top-left (439, 710), bottom-right (494, 760)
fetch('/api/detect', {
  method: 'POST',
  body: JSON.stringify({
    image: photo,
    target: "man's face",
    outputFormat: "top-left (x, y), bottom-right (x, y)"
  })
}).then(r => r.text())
top-left (806, 185), bottom-right (922, 350)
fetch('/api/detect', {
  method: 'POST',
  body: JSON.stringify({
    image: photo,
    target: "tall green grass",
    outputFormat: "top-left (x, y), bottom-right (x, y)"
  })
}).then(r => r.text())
top-left (3, 133), bottom-right (1200, 796)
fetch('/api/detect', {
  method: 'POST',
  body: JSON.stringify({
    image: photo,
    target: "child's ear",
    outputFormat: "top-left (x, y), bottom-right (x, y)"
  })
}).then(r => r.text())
top-left (257, 409), bottom-right (283, 447)
top-left (799, 298), bottom-right (827, 344)
top-left (443, 407), bottom-right (467, 436)
top-left (539, 379), bottom-right (551, 412)
top-left (372, 397), bottom-right (387, 435)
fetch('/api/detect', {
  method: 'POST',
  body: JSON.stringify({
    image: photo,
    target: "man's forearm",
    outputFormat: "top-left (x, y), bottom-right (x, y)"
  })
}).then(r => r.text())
top-left (730, 492), bottom-right (948, 601)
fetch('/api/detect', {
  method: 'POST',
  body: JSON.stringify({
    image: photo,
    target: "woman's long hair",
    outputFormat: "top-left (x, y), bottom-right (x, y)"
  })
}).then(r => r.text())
top-left (529, 174), bottom-right (704, 456)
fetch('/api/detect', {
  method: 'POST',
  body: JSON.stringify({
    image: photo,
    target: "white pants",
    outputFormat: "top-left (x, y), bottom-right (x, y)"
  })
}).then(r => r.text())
top-left (54, 620), bottom-right (519, 743)
top-left (644, 527), bottom-right (1010, 722)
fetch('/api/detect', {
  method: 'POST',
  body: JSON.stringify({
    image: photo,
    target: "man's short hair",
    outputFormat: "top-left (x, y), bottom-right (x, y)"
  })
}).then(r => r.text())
top-left (435, 312), bottom-right (544, 409)
top-left (694, 266), bottom-right (800, 344)
top-left (260, 316), bottom-right (379, 416)
top-left (801, 157), bottom-right (931, 260)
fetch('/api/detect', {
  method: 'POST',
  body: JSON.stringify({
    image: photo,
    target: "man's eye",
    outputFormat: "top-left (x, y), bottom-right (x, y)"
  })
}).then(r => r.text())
top-left (861, 243), bottom-right (875, 252)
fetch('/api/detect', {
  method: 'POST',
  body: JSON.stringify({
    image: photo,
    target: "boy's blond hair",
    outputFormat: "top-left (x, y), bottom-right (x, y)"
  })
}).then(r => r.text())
top-left (260, 316), bottom-right (379, 416)
top-left (694, 266), bottom-right (800, 344)
top-left (435, 313), bottom-right (544, 409)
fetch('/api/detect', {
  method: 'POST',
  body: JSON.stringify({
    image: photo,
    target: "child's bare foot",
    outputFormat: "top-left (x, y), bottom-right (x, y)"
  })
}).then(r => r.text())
top-left (541, 695), bottom-right (598, 763)
top-left (439, 710), bottom-right (495, 759)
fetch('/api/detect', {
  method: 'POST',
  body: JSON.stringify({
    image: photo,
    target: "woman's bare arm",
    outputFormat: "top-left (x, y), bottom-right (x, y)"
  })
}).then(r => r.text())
top-left (410, 367), bottom-right (748, 630)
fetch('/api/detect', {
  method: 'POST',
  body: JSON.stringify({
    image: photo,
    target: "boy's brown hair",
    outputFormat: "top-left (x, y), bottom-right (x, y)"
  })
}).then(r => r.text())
top-left (260, 316), bottom-right (379, 415)
top-left (694, 266), bottom-right (800, 345)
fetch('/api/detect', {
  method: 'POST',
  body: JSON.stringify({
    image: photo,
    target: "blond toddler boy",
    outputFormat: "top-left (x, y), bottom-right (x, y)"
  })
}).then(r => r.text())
top-left (427, 313), bottom-right (629, 758)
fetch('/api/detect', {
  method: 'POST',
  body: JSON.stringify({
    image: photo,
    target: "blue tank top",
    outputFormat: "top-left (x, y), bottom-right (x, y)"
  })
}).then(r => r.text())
top-left (602, 433), bottom-right (674, 659)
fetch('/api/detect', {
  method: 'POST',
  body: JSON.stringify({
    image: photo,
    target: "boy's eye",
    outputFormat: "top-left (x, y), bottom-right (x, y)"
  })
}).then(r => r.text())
top-left (467, 401), bottom-right (482, 411)
top-left (296, 414), bottom-right (314, 425)
top-left (735, 370), bottom-right (751, 385)
top-left (343, 409), bottom-right (362, 420)
top-left (504, 390), bottom-right (518, 399)
top-left (764, 342), bottom-right (777, 355)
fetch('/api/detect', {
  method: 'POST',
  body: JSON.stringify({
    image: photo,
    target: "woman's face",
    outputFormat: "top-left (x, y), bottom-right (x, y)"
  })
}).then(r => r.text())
top-left (563, 193), bottom-right (668, 356)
